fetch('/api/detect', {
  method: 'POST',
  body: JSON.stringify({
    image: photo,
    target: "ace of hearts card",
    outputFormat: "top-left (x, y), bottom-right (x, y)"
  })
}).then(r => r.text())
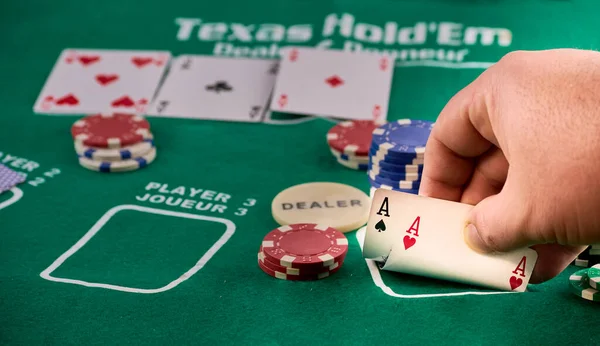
top-left (269, 47), bottom-right (394, 121)
top-left (363, 189), bottom-right (538, 292)
top-left (33, 49), bottom-right (171, 115)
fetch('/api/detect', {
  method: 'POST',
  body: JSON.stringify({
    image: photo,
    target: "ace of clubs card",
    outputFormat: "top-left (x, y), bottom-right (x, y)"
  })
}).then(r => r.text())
top-left (33, 49), bottom-right (171, 115)
top-left (363, 190), bottom-right (538, 292)
top-left (146, 55), bottom-right (278, 122)
top-left (270, 47), bottom-right (394, 121)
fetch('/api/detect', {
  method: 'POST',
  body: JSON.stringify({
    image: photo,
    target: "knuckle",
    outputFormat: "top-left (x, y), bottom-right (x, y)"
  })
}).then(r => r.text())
top-left (498, 50), bottom-right (530, 66)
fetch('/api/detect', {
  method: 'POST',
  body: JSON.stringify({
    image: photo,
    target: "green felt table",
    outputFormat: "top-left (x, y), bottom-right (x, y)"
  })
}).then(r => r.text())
top-left (1, 0), bottom-right (599, 344)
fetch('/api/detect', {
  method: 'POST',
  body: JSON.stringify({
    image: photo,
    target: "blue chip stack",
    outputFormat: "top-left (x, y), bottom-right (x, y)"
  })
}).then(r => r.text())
top-left (367, 119), bottom-right (434, 196)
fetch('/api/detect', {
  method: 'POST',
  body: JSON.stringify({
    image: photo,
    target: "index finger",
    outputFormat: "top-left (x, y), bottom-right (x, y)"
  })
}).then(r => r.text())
top-left (419, 74), bottom-right (498, 201)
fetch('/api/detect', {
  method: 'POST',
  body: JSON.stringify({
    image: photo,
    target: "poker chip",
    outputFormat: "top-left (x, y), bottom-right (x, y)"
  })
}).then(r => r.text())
top-left (336, 158), bottom-right (368, 171)
top-left (71, 113), bottom-right (159, 173)
top-left (569, 268), bottom-right (600, 302)
top-left (327, 120), bottom-right (382, 156)
top-left (330, 148), bottom-right (369, 164)
top-left (572, 246), bottom-right (600, 268)
top-left (369, 177), bottom-right (419, 192)
top-left (369, 170), bottom-right (420, 184)
top-left (258, 248), bottom-right (342, 275)
top-left (369, 162), bottom-right (423, 178)
top-left (78, 147), bottom-right (156, 173)
top-left (271, 182), bottom-right (370, 233)
top-left (261, 224), bottom-right (348, 270)
top-left (71, 113), bottom-right (152, 149)
top-left (367, 119), bottom-right (431, 194)
top-left (369, 148), bottom-right (425, 165)
top-left (588, 264), bottom-right (600, 289)
top-left (370, 157), bottom-right (423, 174)
top-left (74, 138), bottom-right (154, 161)
top-left (371, 119), bottom-right (434, 156)
top-left (257, 256), bottom-right (340, 281)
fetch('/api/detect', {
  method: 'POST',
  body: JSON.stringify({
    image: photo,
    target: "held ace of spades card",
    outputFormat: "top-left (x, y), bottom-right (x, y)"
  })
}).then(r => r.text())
top-left (146, 55), bottom-right (278, 122)
top-left (33, 49), bottom-right (171, 115)
top-left (363, 190), bottom-right (539, 292)
top-left (269, 47), bottom-right (394, 121)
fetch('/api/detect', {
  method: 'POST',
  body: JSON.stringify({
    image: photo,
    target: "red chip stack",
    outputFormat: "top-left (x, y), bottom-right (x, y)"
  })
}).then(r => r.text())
top-left (257, 223), bottom-right (348, 281)
top-left (70, 113), bottom-right (157, 172)
top-left (326, 120), bottom-right (383, 171)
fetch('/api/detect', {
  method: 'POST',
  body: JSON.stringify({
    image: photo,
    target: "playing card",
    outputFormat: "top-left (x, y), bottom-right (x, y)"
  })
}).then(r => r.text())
top-left (147, 55), bottom-right (277, 122)
top-left (0, 164), bottom-right (26, 194)
top-left (363, 190), bottom-right (538, 292)
top-left (270, 47), bottom-right (394, 121)
top-left (33, 49), bottom-right (171, 115)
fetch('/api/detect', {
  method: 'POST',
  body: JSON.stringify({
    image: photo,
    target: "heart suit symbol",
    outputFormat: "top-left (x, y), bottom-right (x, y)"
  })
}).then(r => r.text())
top-left (403, 236), bottom-right (416, 250)
top-left (131, 57), bottom-right (153, 68)
top-left (111, 95), bottom-right (135, 107)
top-left (95, 74), bottom-right (118, 86)
top-left (55, 94), bottom-right (79, 106)
top-left (78, 55), bottom-right (100, 66)
top-left (509, 276), bottom-right (523, 290)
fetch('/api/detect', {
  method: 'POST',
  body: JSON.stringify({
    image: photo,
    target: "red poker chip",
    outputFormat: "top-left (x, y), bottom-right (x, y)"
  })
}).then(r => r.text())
top-left (257, 256), bottom-right (341, 281)
top-left (330, 147), bottom-right (369, 160)
top-left (258, 247), bottom-right (345, 275)
top-left (261, 224), bottom-right (348, 270)
top-left (326, 120), bottom-right (383, 156)
top-left (71, 113), bottom-right (152, 149)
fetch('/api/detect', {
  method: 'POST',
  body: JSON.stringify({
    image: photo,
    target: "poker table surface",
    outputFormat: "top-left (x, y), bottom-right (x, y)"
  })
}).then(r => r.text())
top-left (2, 0), bottom-right (599, 344)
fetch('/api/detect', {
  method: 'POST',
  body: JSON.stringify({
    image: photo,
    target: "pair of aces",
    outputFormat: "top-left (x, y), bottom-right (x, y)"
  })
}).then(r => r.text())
top-left (363, 190), bottom-right (539, 292)
top-left (34, 48), bottom-right (394, 122)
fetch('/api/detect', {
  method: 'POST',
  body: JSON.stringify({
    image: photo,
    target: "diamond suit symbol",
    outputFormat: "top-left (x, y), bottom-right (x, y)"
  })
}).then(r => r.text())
top-left (325, 75), bottom-right (344, 88)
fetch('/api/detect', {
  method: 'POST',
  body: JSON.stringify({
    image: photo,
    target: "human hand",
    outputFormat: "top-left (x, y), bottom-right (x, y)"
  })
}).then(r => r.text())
top-left (420, 49), bottom-right (600, 283)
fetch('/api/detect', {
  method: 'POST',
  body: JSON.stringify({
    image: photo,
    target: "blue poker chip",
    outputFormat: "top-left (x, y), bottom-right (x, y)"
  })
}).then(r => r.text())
top-left (368, 170), bottom-right (421, 188)
top-left (371, 119), bottom-right (434, 156)
top-left (370, 156), bottom-right (424, 174)
top-left (368, 164), bottom-right (422, 182)
top-left (370, 176), bottom-right (421, 190)
top-left (368, 177), bottom-right (419, 195)
top-left (368, 147), bottom-right (425, 165)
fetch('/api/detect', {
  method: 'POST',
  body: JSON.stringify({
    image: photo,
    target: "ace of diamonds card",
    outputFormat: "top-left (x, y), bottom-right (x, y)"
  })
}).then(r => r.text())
top-left (363, 190), bottom-right (538, 292)
top-left (270, 47), bottom-right (394, 121)
top-left (33, 49), bottom-right (171, 115)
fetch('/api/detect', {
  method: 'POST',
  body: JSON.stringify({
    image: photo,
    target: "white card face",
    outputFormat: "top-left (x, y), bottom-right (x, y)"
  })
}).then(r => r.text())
top-left (33, 49), bottom-right (171, 115)
top-left (364, 190), bottom-right (538, 292)
top-left (270, 47), bottom-right (394, 121)
top-left (147, 55), bottom-right (277, 122)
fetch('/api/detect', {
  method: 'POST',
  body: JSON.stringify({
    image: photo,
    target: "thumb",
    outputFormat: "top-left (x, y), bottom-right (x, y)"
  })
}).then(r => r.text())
top-left (464, 191), bottom-right (533, 253)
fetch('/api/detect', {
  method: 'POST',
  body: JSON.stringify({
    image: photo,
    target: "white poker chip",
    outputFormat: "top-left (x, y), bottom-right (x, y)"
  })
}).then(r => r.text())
top-left (74, 138), bottom-right (154, 162)
top-left (78, 147), bottom-right (156, 173)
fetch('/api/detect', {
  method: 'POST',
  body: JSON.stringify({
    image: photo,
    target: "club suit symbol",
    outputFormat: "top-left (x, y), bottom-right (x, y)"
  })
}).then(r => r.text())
top-left (206, 81), bottom-right (233, 94)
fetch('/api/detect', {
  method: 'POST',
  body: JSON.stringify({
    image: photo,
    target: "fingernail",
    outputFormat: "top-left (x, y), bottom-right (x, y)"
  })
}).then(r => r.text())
top-left (464, 224), bottom-right (488, 253)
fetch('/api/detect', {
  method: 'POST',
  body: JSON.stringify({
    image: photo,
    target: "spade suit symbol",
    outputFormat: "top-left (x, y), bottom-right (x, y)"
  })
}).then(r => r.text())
top-left (375, 220), bottom-right (386, 232)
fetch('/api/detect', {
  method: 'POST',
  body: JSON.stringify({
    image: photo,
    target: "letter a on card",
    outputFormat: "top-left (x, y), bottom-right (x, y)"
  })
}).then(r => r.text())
top-left (403, 216), bottom-right (420, 250)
